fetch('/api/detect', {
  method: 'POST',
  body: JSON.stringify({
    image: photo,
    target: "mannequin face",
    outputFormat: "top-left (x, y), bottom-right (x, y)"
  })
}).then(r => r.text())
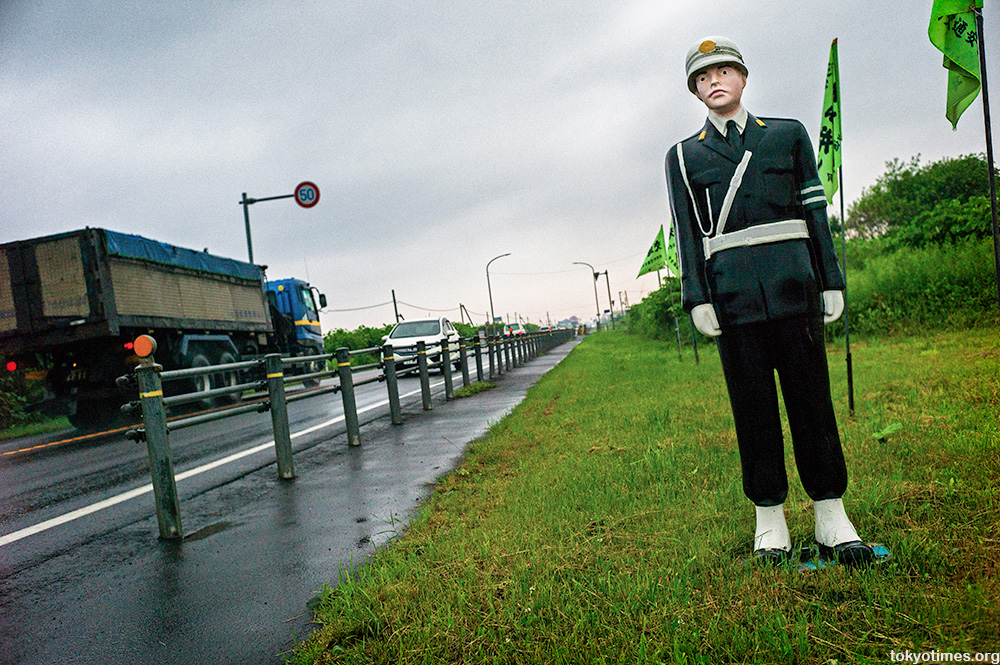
top-left (693, 63), bottom-right (746, 118)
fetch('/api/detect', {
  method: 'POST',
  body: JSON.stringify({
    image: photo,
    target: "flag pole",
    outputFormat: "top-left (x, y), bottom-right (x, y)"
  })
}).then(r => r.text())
top-left (973, 5), bottom-right (1000, 324)
top-left (838, 167), bottom-right (855, 415)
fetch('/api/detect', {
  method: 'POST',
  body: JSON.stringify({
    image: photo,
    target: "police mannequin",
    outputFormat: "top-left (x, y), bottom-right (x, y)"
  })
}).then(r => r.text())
top-left (664, 37), bottom-right (874, 566)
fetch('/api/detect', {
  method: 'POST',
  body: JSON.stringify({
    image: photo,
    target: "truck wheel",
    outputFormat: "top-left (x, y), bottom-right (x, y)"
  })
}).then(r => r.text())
top-left (303, 360), bottom-right (322, 388)
top-left (214, 351), bottom-right (242, 405)
top-left (188, 353), bottom-right (213, 408)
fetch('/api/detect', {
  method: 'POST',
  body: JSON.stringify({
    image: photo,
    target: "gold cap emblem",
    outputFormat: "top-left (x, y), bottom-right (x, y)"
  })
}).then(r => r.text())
top-left (699, 40), bottom-right (716, 54)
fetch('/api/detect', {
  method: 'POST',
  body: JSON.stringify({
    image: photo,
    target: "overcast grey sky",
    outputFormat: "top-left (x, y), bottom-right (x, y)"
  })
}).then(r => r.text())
top-left (1, 1), bottom-right (994, 331)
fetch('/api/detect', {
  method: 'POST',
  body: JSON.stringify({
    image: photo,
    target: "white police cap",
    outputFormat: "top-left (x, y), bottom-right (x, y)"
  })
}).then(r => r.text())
top-left (685, 36), bottom-right (748, 93)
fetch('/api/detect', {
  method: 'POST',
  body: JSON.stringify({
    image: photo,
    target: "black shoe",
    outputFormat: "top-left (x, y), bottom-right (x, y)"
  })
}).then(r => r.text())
top-left (819, 540), bottom-right (876, 568)
top-left (752, 548), bottom-right (791, 565)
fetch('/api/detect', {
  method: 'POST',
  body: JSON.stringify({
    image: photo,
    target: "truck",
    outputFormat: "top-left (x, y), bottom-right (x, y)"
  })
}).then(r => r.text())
top-left (0, 227), bottom-right (327, 429)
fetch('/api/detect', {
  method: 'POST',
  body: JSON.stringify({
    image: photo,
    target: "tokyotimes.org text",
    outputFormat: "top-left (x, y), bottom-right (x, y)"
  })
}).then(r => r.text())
top-left (890, 652), bottom-right (1000, 664)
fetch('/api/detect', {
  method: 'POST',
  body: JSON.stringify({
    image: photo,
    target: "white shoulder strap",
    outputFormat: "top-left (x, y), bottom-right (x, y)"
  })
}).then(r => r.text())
top-left (676, 142), bottom-right (713, 237)
top-left (716, 150), bottom-right (753, 237)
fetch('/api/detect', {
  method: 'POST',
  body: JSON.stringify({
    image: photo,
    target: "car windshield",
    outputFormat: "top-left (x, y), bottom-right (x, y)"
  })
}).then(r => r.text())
top-left (389, 320), bottom-right (441, 338)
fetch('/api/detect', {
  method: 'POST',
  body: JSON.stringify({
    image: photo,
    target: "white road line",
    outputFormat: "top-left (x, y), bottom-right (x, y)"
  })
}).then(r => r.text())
top-left (0, 381), bottom-right (439, 547)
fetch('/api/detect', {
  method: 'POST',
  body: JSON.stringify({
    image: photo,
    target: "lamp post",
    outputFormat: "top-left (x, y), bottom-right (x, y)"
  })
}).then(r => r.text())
top-left (573, 261), bottom-right (602, 331)
top-left (486, 253), bottom-right (511, 336)
top-left (599, 270), bottom-right (615, 330)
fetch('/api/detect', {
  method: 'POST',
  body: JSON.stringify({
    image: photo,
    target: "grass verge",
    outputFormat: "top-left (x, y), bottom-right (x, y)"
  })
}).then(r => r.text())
top-left (291, 327), bottom-right (999, 664)
top-left (0, 416), bottom-right (71, 441)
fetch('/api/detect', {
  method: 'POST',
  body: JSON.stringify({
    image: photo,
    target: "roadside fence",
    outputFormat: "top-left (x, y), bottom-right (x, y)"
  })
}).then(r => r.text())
top-left (118, 328), bottom-right (576, 539)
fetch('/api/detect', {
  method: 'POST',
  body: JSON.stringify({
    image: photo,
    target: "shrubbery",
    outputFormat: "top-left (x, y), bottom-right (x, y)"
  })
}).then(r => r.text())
top-left (629, 152), bottom-right (998, 341)
top-left (628, 238), bottom-right (995, 341)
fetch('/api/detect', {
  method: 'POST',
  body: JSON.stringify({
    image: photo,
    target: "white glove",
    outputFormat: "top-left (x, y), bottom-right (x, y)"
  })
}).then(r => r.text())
top-left (822, 290), bottom-right (844, 324)
top-left (691, 303), bottom-right (721, 337)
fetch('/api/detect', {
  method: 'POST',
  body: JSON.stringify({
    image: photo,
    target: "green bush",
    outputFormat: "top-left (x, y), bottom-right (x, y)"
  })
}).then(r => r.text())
top-left (628, 238), bottom-right (996, 341)
top-left (626, 278), bottom-right (685, 341)
top-left (832, 237), bottom-right (996, 336)
top-left (323, 324), bottom-right (394, 366)
top-left (0, 373), bottom-right (33, 430)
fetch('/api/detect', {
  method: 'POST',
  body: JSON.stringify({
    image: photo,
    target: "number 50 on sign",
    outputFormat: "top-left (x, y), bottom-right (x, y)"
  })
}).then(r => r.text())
top-left (294, 181), bottom-right (320, 208)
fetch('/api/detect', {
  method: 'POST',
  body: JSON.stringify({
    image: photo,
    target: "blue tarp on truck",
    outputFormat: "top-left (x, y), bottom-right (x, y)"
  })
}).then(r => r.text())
top-left (103, 229), bottom-right (263, 282)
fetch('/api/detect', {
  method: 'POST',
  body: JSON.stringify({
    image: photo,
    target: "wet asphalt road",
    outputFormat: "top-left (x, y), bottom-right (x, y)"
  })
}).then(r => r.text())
top-left (0, 338), bottom-right (580, 665)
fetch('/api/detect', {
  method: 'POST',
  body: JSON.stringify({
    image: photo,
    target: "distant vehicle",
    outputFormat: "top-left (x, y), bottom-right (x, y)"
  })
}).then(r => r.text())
top-left (382, 317), bottom-right (460, 370)
top-left (0, 228), bottom-right (326, 428)
top-left (504, 323), bottom-right (526, 336)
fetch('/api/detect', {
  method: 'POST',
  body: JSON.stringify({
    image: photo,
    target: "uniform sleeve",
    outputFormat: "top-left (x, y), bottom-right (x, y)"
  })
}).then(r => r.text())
top-left (792, 122), bottom-right (846, 291)
top-left (665, 144), bottom-right (710, 310)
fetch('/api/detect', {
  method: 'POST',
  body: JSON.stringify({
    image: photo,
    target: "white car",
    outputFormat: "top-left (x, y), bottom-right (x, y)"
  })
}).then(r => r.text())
top-left (504, 323), bottom-right (526, 336)
top-left (382, 317), bottom-right (461, 370)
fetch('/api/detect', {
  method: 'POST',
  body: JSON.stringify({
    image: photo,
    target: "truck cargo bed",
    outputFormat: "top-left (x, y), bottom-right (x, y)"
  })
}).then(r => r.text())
top-left (0, 228), bottom-right (272, 356)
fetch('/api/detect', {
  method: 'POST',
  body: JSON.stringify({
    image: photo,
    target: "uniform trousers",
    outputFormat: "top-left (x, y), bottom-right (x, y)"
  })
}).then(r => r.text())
top-left (715, 314), bottom-right (848, 507)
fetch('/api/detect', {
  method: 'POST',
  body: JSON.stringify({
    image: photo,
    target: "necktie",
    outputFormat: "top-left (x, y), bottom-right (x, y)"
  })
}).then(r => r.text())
top-left (726, 119), bottom-right (741, 149)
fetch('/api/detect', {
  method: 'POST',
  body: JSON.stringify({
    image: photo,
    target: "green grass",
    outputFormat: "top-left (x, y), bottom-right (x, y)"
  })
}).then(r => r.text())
top-left (290, 327), bottom-right (1000, 664)
top-left (0, 415), bottom-right (70, 441)
top-left (454, 381), bottom-right (498, 398)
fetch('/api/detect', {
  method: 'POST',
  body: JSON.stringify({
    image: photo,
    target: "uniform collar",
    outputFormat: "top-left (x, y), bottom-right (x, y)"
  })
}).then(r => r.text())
top-left (707, 106), bottom-right (748, 138)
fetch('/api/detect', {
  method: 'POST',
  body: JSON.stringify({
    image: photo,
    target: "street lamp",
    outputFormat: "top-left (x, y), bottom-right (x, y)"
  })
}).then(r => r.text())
top-left (572, 261), bottom-right (602, 331)
top-left (599, 270), bottom-right (615, 330)
top-left (486, 253), bottom-right (511, 336)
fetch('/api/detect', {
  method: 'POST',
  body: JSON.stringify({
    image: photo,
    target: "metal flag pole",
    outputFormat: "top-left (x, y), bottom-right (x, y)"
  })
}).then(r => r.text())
top-left (972, 5), bottom-right (1000, 324)
top-left (839, 166), bottom-right (855, 415)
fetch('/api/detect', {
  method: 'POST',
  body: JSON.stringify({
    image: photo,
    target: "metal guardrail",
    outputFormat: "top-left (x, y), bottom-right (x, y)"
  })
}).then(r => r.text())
top-left (118, 328), bottom-right (576, 539)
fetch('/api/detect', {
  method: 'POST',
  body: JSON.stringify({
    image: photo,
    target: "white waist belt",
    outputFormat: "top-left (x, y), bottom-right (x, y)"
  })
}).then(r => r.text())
top-left (702, 219), bottom-right (809, 259)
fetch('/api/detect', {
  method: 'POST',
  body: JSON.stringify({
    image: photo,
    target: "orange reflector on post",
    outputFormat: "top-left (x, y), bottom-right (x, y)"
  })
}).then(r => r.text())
top-left (134, 335), bottom-right (157, 358)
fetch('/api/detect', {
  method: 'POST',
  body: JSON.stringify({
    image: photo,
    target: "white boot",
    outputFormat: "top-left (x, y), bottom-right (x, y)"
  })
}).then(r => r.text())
top-left (813, 498), bottom-right (860, 547)
top-left (754, 504), bottom-right (791, 552)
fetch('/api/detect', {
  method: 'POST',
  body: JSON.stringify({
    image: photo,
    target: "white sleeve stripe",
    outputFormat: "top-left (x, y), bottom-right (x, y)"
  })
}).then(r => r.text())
top-left (801, 194), bottom-right (828, 206)
top-left (800, 185), bottom-right (825, 195)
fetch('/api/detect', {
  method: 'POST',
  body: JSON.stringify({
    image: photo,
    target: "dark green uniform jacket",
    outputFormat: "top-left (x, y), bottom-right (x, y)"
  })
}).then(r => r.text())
top-left (665, 114), bottom-right (846, 327)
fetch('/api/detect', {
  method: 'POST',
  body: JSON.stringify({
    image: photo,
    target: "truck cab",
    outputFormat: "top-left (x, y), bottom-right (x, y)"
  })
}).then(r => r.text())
top-left (265, 278), bottom-right (327, 366)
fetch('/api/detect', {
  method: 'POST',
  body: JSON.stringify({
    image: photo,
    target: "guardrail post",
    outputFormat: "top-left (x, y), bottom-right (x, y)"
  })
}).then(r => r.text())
top-left (135, 358), bottom-right (183, 540)
top-left (417, 340), bottom-right (432, 410)
top-left (473, 337), bottom-right (484, 383)
top-left (488, 336), bottom-right (497, 378)
top-left (504, 336), bottom-right (512, 371)
top-left (336, 348), bottom-right (361, 446)
top-left (264, 354), bottom-right (295, 479)
top-left (441, 341), bottom-right (455, 399)
top-left (459, 339), bottom-right (471, 387)
top-left (382, 345), bottom-right (403, 425)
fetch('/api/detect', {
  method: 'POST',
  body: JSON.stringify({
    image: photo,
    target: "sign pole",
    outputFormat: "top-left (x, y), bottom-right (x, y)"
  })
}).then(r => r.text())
top-left (238, 182), bottom-right (320, 264)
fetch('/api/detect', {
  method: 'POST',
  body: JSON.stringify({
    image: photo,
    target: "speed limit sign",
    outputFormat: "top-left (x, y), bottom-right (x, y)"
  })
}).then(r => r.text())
top-left (294, 181), bottom-right (320, 208)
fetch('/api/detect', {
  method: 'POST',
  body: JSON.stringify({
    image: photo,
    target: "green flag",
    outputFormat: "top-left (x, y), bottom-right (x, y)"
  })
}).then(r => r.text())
top-left (817, 39), bottom-right (841, 204)
top-left (664, 223), bottom-right (679, 277)
top-left (638, 225), bottom-right (666, 278)
top-left (928, 0), bottom-right (982, 129)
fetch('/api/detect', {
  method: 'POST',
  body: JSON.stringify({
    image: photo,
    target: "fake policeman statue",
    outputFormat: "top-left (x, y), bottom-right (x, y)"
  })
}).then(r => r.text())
top-left (664, 37), bottom-right (875, 566)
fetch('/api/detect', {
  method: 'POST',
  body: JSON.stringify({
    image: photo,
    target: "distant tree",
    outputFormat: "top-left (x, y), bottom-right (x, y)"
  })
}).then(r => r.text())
top-left (846, 153), bottom-right (995, 248)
